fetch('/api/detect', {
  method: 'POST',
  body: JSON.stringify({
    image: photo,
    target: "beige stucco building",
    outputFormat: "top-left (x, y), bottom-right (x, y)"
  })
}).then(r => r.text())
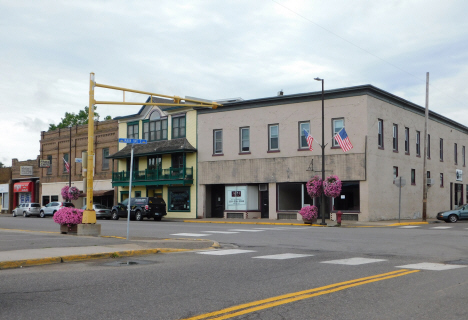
top-left (196, 85), bottom-right (468, 222)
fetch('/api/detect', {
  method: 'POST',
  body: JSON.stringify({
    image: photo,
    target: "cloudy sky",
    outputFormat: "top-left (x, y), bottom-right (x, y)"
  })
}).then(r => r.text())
top-left (1, 0), bottom-right (467, 166)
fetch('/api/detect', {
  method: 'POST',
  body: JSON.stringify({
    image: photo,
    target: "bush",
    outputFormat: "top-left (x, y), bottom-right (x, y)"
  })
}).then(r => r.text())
top-left (53, 207), bottom-right (83, 226)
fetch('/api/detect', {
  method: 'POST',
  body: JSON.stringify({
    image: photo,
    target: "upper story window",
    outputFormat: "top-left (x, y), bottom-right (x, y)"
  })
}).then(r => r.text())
top-left (411, 169), bottom-right (416, 185)
top-left (393, 166), bottom-right (398, 180)
top-left (47, 155), bottom-right (52, 175)
top-left (148, 155), bottom-right (162, 171)
top-left (332, 118), bottom-right (344, 147)
top-left (463, 146), bottom-right (465, 166)
top-left (102, 148), bottom-right (109, 170)
top-left (299, 121), bottom-right (310, 149)
top-left (404, 127), bottom-right (409, 154)
top-left (392, 124), bottom-right (398, 151)
top-left (172, 115), bottom-right (186, 139)
top-left (454, 143), bottom-right (458, 165)
top-left (240, 127), bottom-right (250, 153)
top-left (378, 119), bottom-right (384, 149)
top-left (416, 131), bottom-right (421, 156)
top-left (143, 111), bottom-right (168, 141)
top-left (427, 134), bottom-right (431, 159)
top-left (269, 124), bottom-right (279, 151)
top-left (127, 122), bottom-right (139, 139)
top-left (440, 138), bottom-right (444, 161)
top-left (440, 173), bottom-right (444, 187)
top-left (213, 129), bottom-right (223, 155)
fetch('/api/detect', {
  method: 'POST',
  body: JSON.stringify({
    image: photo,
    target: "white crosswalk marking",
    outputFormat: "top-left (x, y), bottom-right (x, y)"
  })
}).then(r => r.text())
top-left (197, 249), bottom-right (256, 255)
top-left (431, 226), bottom-right (452, 229)
top-left (396, 262), bottom-right (467, 271)
top-left (202, 231), bottom-right (239, 234)
top-left (171, 233), bottom-right (210, 237)
top-left (252, 253), bottom-right (313, 260)
top-left (228, 229), bottom-right (264, 232)
top-left (321, 258), bottom-right (387, 265)
top-left (398, 226), bottom-right (420, 228)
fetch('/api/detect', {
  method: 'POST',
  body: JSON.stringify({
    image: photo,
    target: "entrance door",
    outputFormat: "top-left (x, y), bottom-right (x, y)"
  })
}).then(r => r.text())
top-left (455, 183), bottom-right (463, 207)
top-left (211, 185), bottom-right (225, 218)
top-left (260, 190), bottom-right (269, 218)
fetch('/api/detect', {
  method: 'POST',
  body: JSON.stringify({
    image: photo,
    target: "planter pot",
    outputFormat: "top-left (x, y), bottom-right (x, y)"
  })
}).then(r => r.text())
top-left (302, 217), bottom-right (317, 225)
top-left (60, 224), bottom-right (78, 234)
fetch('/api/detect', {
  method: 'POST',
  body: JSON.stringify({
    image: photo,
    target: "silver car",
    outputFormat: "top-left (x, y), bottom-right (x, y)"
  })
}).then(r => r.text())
top-left (81, 204), bottom-right (112, 219)
top-left (12, 203), bottom-right (41, 217)
top-left (39, 202), bottom-right (75, 218)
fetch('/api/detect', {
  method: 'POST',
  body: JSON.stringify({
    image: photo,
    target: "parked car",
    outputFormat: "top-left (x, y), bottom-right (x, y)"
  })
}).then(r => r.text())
top-left (12, 203), bottom-right (41, 217)
top-left (39, 202), bottom-right (75, 218)
top-left (437, 204), bottom-right (468, 223)
top-left (81, 204), bottom-right (112, 220)
top-left (111, 197), bottom-right (167, 221)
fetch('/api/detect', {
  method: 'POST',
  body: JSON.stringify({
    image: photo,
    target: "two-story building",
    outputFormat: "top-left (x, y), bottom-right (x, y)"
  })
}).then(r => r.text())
top-left (196, 85), bottom-right (468, 222)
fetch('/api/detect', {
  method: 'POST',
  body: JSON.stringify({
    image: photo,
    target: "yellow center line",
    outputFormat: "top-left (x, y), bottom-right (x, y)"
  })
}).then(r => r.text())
top-left (183, 269), bottom-right (419, 320)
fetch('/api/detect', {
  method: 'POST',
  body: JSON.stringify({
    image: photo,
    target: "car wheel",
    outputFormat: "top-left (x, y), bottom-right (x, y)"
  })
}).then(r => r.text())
top-left (154, 216), bottom-right (162, 221)
top-left (448, 214), bottom-right (458, 223)
top-left (135, 210), bottom-right (142, 221)
top-left (112, 210), bottom-right (119, 220)
top-left (52, 210), bottom-right (57, 216)
top-left (23, 211), bottom-right (27, 217)
top-left (12, 212), bottom-right (16, 217)
top-left (40, 211), bottom-right (45, 218)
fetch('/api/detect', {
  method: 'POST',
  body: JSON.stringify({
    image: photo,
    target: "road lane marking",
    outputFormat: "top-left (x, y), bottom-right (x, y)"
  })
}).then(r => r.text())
top-left (252, 253), bottom-right (313, 260)
top-left (430, 226), bottom-right (452, 229)
top-left (171, 233), bottom-right (210, 237)
top-left (196, 249), bottom-right (256, 255)
top-left (182, 269), bottom-right (419, 320)
top-left (396, 262), bottom-right (466, 271)
top-left (321, 257), bottom-right (387, 265)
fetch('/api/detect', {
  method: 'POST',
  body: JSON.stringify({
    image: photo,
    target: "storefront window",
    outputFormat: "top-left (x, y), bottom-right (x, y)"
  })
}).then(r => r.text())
top-left (169, 187), bottom-right (190, 211)
top-left (332, 181), bottom-right (360, 211)
top-left (278, 183), bottom-right (303, 211)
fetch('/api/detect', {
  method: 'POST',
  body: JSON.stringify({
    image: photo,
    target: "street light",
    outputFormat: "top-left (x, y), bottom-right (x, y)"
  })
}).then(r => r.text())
top-left (314, 77), bottom-right (327, 226)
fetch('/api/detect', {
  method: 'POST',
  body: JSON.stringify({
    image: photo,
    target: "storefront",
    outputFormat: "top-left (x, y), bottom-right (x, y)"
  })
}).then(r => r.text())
top-left (0, 183), bottom-right (9, 213)
top-left (13, 181), bottom-right (35, 207)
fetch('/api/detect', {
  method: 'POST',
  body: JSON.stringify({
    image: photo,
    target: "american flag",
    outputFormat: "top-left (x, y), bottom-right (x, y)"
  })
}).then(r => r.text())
top-left (63, 157), bottom-right (70, 173)
top-left (303, 129), bottom-right (314, 151)
top-left (334, 128), bottom-right (353, 152)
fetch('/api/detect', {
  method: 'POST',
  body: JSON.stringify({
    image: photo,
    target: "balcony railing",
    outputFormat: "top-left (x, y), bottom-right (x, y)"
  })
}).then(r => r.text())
top-left (112, 167), bottom-right (193, 183)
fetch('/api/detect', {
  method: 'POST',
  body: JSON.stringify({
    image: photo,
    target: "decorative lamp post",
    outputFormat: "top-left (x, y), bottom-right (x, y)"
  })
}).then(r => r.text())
top-left (314, 77), bottom-right (327, 226)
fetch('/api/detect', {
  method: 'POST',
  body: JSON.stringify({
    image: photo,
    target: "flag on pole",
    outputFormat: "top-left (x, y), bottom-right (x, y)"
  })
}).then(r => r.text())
top-left (303, 129), bottom-right (314, 151)
top-left (334, 128), bottom-right (353, 152)
top-left (63, 157), bottom-right (70, 173)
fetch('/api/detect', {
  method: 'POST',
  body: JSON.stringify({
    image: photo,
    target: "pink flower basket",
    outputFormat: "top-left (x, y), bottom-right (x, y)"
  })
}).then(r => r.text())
top-left (61, 186), bottom-right (80, 202)
top-left (306, 176), bottom-right (323, 198)
top-left (299, 205), bottom-right (318, 220)
top-left (323, 175), bottom-right (342, 198)
top-left (53, 207), bottom-right (83, 227)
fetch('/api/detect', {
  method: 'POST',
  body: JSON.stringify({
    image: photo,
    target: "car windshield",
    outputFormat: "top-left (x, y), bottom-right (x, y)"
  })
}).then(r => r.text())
top-left (95, 204), bottom-right (108, 209)
top-left (455, 204), bottom-right (467, 210)
top-left (121, 199), bottom-right (129, 206)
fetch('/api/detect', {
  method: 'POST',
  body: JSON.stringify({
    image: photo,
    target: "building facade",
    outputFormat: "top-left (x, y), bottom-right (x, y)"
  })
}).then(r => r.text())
top-left (196, 85), bottom-right (468, 221)
top-left (0, 166), bottom-right (12, 213)
top-left (11, 157), bottom-right (41, 209)
top-left (39, 120), bottom-right (119, 208)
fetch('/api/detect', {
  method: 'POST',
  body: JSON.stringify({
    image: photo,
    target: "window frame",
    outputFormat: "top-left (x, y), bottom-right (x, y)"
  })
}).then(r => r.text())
top-left (332, 118), bottom-right (344, 148)
top-left (172, 115), bottom-right (186, 139)
top-left (102, 148), bottom-right (110, 170)
top-left (440, 138), bottom-right (444, 161)
top-left (404, 127), bottom-right (409, 154)
top-left (127, 122), bottom-right (139, 139)
top-left (427, 134), bottom-right (430, 159)
top-left (240, 127), bottom-right (250, 153)
top-left (463, 146), bottom-right (466, 166)
top-left (393, 166), bottom-right (398, 181)
top-left (268, 124), bottom-right (279, 151)
top-left (168, 187), bottom-right (191, 212)
top-left (392, 124), bottom-right (398, 152)
top-left (299, 121), bottom-right (310, 149)
top-left (213, 129), bottom-right (223, 155)
top-left (416, 131), bottom-right (421, 156)
top-left (440, 173), bottom-right (444, 187)
top-left (411, 169), bottom-right (416, 185)
top-left (454, 143), bottom-right (458, 165)
top-left (378, 119), bottom-right (384, 149)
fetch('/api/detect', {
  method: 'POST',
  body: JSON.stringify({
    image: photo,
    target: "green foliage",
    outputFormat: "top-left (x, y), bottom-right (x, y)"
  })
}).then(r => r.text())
top-left (0, 162), bottom-right (4, 168)
top-left (48, 106), bottom-right (111, 131)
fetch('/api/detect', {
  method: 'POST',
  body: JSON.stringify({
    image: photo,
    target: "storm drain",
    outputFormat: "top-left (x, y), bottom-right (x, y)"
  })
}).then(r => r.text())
top-left (446, 259), bottom-right (468, 265)
top-left (103, 260), bottom-right (156, 267)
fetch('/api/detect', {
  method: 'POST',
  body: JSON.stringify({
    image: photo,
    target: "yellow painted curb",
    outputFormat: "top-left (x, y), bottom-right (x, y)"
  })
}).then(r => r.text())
top-left (387, 222), bottom-right (429, 226)
top-left (0, 257), bottom-right (62, 270)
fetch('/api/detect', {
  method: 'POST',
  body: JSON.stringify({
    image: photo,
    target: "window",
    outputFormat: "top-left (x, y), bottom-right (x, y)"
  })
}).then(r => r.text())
top-left (127, 122), bottom-right (139, 139)
top-left (404, 127), bottom-right (409, 154)
top-left (213, 130), bottom-right (223, 155)
top-left (147, 155), bottom-right (162, 171)
top-left (427, 134), bottom-right (431, 158)
top-left (440, 173), bottom-right (444, 187)
top-left (51, 195), bottom-right (59, 202)
top-left (172, 115), bottom-right (186, 139)
top-left (269, 124), bottom-right (279, 151)
top-left (392, 124), bottom-right (398, 151)
top-left (378, 119), bottom-right (384, 148)
top-left (171, 153), bottom-right (184, 169)
top-left (42, 196), bottom-right (50, 206)
top-left (143, 119), bottom-right (168, 141)
top-left (393, 166), bottom-right (398, 180)
top-left (63, 153), bottom-right (69, 173)
top-left (168, 187), bottom-right (190, 211)
top-left (440, 138), bottom-right (444, 161)
top-left (454, 143), bottom-right (458, 165)
top-left (47, 155), bottom-right (52, 175)
top-left (102, 148), bottom-right (109, 170)
top-left (463, 146), bottom-right (465, 166)
top-left (299, 122), bottom-right (310, 149)
top-left (427, 171), bottom-right (430, 179)
top-left (278, 183), bottom-right (303, 210)
top-left (240, 127), bottom-right (250, 153)
top-left (127, 157), bottom-right (139, 172)
top-left (416, 131), bottom-right (421, 156)
top-left (332, 118), bottom-right (344, 147)
top-left (411, 169), bottom-right (416, 185)
top-left (135, 191), bottom-right (141, 197)
top-left (332, 181), bottom-right (360, 211)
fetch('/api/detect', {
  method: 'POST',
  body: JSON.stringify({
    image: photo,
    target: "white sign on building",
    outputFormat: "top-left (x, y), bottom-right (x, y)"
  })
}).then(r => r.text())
top-left (456, 169), bottom-right (463, 181)
top-left (20, 166), bottom-right (33, 176)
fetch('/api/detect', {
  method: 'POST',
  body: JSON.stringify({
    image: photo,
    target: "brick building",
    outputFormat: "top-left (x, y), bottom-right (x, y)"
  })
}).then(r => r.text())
top-left (11, 157), bottom-right (41, 209)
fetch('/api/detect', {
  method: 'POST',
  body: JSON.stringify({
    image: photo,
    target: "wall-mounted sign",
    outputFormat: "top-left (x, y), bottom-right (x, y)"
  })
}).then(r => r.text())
top-left (39, 160), bottom-right (50, 168)
top-left (456, 169), bottom-right (463, 181)
top-left (20, 166), bottom-right (33, 176)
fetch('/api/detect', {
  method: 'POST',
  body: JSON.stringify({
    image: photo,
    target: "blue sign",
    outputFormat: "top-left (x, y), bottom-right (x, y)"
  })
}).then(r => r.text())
top-left (119, 138), bottom-right (148, 144)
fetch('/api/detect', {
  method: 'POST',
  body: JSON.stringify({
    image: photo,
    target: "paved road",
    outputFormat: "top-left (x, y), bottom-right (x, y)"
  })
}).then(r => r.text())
top-left (1, 215), bottom-right (468, 319)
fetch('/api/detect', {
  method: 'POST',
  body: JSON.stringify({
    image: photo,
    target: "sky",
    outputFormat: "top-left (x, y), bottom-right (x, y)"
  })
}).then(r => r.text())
top-left (1, 0), bottom-right (467, 166)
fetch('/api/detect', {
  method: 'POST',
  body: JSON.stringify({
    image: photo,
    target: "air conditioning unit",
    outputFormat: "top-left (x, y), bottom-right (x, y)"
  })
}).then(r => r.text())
top-left (259, 184), bottom-right (268, 191)
top-left (427, 178), bottom-right (434, 185)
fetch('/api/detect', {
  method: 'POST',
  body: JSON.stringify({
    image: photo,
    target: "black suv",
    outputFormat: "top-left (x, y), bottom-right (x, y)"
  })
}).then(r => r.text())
top-left (111, 197), bottom-right (167, 221)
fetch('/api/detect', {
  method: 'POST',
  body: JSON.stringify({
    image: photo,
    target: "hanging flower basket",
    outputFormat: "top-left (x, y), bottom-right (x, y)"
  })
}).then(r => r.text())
top-left (299, 205), bottom-right (318, 224)
top-left (306, 176), bottom-right (323, 198)
top-left (61, 186), bottom-right (80, 202)
top-left (323, 175), bottom-right (342, 198)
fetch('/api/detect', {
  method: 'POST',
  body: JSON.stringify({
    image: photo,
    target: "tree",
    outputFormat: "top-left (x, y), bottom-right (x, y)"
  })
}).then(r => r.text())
top-left (48, 106), bottom-right (112, 131)
top-left (0, 162), bottom-right (4, 168)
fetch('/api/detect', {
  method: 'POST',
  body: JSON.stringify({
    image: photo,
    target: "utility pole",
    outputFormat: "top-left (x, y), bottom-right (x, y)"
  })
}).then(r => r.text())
top-left (422, 72), bottom-right (429, 221)
top-left (315, 77), bottom-right (327, 226)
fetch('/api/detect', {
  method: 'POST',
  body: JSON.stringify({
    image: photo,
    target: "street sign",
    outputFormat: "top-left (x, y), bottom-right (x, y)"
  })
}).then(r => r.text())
top-left (119, 138), bottom-right (147, 144)
top-left (75, 158), bottom-right (82, 163)
top-left (39, 160), bottom-right (50, 168)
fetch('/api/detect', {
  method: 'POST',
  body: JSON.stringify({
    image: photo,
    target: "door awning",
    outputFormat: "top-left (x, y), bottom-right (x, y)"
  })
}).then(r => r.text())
top-left (13, 181), bottom-right (33, 193)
